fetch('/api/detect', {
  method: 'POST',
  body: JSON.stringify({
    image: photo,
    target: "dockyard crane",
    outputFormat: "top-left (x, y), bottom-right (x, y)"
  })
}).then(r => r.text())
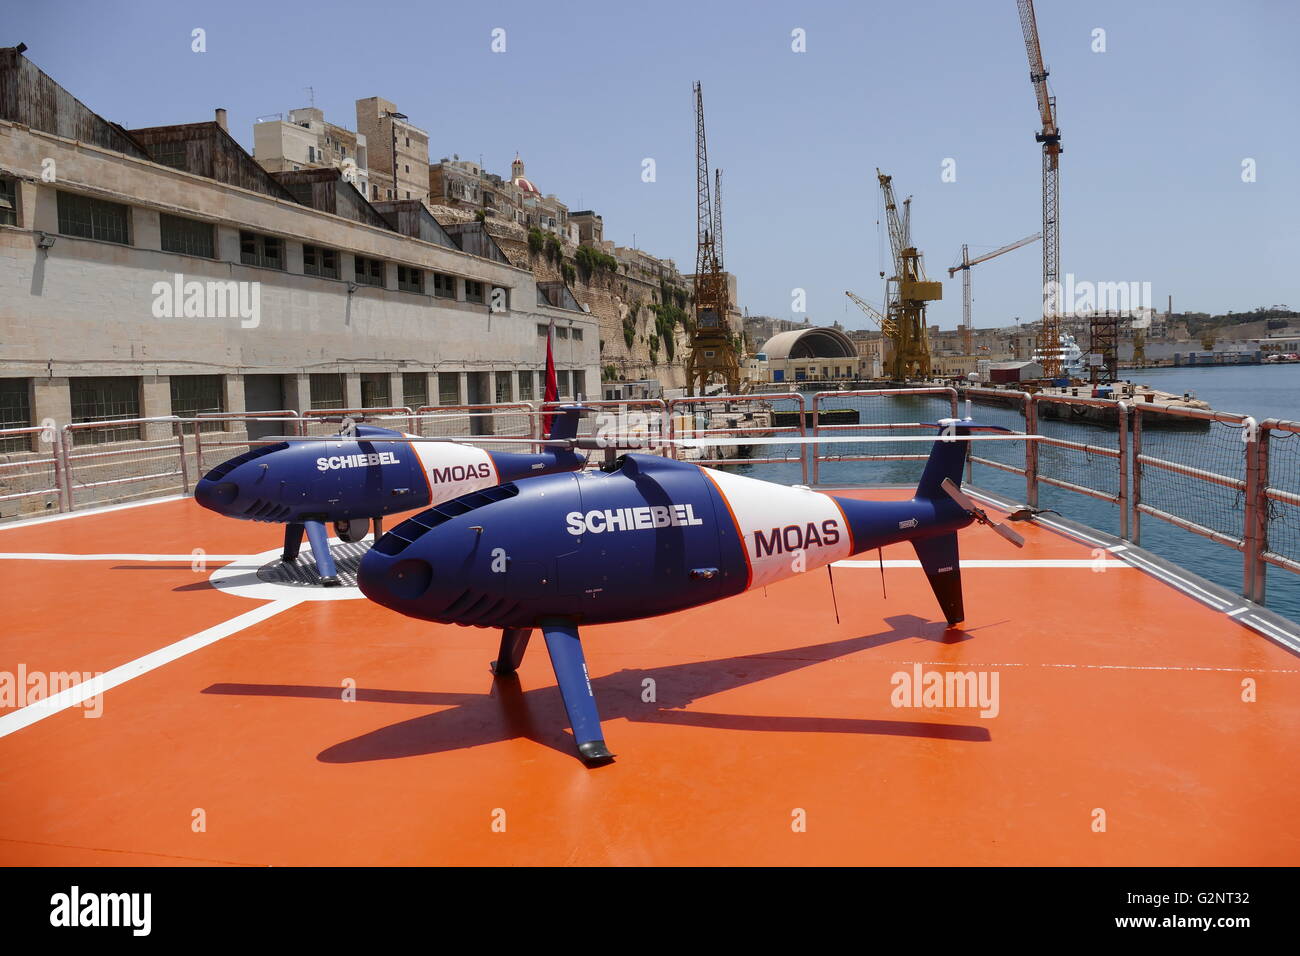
top-left (845, 290), bottom-right (897, 380)
top-left (1016, 0), bottom-right (1064, 378)
top-left (685, 81), bottom-right (740, 396)
top-left (947, 233), bottom-right (1041, 354)
top-left (713, 168), bottom-right (724, 272)
top-left (877, 168), bottom-right (941, 380)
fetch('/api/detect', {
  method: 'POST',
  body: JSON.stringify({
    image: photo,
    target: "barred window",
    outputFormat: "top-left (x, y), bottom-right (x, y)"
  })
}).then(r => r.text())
top-left (402, 373), bottom-right (428, 410)
top-left (159, 213), bottom-right (214, 258)
top-left (432, 273), bottom-right (455, 299)
top-left (0, 178), bottom-right (17, 227)
top-left (355, 255), bottom-right (385, 287)
top-left (309, 373), bottom-right (346, 410)
top-left (557, 370), bottom-right (572, 399)
top-left (57, 191), bottom-right (130, 245)
top-left (438, 372), bottom-right (460, 406)
top-left (573, 371), bottom-right (586, 399)
top-left (360, 373), bottom-right (391, 408)
top-left (239, 230), bottom-right (283, 270)
top-left (0, 378), bottom-right (33, 453)
top-left (397, 265), bottom-right (424, 294)
top-left (169, 374), bottom-right (225, 433)
top-left (70, 377), bottom-right (141, 445)
top-left (465, 280), bottom-right (485, 303)
top-left (518, 371), bottom-right (535, 401)
top-left (303, 244), bottom-right (339, 279)
top-left (150, 141), bottom-right (188, 170)
top-left (494, 371), bottom-right (513, 404)
top-left (572, 328), bottom-right (583, 342)
top-left (556, 327), bottom-right (569, 339)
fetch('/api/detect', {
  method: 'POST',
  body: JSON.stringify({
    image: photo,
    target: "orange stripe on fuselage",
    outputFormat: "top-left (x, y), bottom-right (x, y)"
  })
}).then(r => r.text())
top-left (700, 467), bottom-right (753, 590)
top-left (829, 495), bottom-right (858, 556)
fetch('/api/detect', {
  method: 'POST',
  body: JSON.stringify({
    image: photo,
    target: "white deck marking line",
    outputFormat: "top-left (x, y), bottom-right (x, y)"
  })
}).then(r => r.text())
top-left (1120, 551), bottom-right (1231, 610)
top-left (1242, 615), bottom-right (1300, 653)
top-left (0, 495), bottom-right (187, 530)
top-left (0, 598), bottom-right (301, 739)
top-left (0, 553), bottom-right (250, 562)
top-left (867, 659), bottom-right (1300, 674)
top-left (832, 559), bottom-right (1129, 569)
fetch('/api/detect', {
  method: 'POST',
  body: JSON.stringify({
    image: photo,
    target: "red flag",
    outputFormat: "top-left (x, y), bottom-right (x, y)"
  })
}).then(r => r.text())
top-left (542, 317), bottom-right (558, 437)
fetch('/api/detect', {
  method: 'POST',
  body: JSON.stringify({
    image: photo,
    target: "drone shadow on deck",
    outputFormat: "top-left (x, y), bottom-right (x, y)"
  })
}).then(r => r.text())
top-left (201, 614), bottom-right (992, 764)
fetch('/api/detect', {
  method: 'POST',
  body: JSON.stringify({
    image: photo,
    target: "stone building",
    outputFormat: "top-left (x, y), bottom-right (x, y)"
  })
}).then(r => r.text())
top-left (356, 97), bottom-right (428, 204)
top-left (0, 47), bottom-right (596, 517)
top-left (253, 107), bottom-right (370, 199)
top-left (428, 154), bottom-right (571, 237)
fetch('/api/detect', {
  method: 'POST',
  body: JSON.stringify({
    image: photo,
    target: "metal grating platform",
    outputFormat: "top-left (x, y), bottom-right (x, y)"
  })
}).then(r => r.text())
top-left (256, 541), bottom-right (370, 588)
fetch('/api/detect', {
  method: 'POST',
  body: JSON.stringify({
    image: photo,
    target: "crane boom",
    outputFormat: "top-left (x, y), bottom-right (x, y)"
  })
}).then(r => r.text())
top-left (844, 290), bottom-right (897, 337)
top-left (713, 168), bottom-right (724, 271)
top-left (1016, 0), bottom-right (1063, 378)
top-left (947, 233), bottom-right (1040, 355)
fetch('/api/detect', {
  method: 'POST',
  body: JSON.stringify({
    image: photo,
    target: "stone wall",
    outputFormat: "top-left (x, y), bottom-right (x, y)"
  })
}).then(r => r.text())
top-left (425, 204), bottom-right (691, 389)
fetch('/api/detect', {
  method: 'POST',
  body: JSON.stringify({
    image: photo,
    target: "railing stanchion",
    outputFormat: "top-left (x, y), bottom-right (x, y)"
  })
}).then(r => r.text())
top-left (1117, 401), bottom-right (1129, 541)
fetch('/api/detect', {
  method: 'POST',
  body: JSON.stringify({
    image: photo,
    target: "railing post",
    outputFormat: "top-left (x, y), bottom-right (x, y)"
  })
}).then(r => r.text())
top-left (1025, 395), bottom-right (1039, 509)
top-left (51, 426), bottom-right (69, 513)
top-left (1244, 420), bottom-right (1269, 604)
top-left (193, 418), bottom-right (205, 475)
top-left (1117, 401), bottom-right (1130, 541)
top-left (796, 392), bottom-right (808, 485)
top-left (174, 419), bottom-right (191, 495)
top-left (810, 392), bottom-right (820, 486)
top-left (1131, 405), bottom-right (1143, 547)
top-left (60, 424), bottom-right (75, 511)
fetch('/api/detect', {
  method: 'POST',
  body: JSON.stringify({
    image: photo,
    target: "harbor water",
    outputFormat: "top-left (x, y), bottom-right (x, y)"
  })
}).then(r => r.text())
top-left (716, 363), bottom-right (1300, 625)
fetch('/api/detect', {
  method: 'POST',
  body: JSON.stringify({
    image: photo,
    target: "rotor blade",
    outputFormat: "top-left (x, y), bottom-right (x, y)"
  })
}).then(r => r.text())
top-left (669, 434), bottom-right (1043, 448)
top-left (991, 521), bottom-right (1026, 548)
top-left (940, 477), bottom-right (977, 511)
top-left (247, 435), bottom-right (571, 446)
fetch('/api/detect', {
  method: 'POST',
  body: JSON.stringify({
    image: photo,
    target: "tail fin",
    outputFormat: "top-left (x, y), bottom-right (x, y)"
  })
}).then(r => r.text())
top-left (912, 532), bottom-right (964, 626)
top-left (545, 404), bottom-right (590, 442)
top-left (915, 421), bottom-right (974, 501)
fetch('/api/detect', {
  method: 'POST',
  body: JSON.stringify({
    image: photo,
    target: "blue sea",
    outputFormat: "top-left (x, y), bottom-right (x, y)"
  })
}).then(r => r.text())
top-left (714, 363), bottom-right (1300, 624)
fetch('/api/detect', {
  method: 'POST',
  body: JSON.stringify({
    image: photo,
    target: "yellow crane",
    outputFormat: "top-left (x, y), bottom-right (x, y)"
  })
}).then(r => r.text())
top-left (1016, 0), bottom-right (1064, 377)
top-left (878, 168), bottom-right (941, 380)
top-left (947, 233), bottom-right (1041, 355)
top-left (685, 81), bottom-right (740, 395)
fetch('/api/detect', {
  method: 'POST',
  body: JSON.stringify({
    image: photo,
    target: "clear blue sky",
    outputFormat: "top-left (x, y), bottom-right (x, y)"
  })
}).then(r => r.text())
top-left (10, 0), bottom-right (1298, 330)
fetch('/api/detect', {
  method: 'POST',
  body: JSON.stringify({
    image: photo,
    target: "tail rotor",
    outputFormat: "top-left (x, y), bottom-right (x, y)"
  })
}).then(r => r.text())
top-left (940, 478), bottom-right (1025, 548)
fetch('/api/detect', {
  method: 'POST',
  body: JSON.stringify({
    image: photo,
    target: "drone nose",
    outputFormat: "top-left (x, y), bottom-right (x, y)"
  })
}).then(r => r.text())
top-left (194, 478), bottom-right (238, 513)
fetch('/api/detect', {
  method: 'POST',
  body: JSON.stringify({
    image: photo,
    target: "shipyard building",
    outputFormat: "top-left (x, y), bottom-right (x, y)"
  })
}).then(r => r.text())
top-left (0, 47), bottom-right (598, 516)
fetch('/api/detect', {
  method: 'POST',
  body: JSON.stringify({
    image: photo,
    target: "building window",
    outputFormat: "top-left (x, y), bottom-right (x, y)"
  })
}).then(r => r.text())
top-left (397, 265), bottom-right (424, 293)
top-left (371, 185), bottom-right (379, 200)
top-left (518, 371), bottom-right (535, 401)
top-left (308, 146), bottom-right (316, 163)
top-left (494, 371), bottom-right (513, 404)
top-left (70, 376), bottom-right (141, 444)
top-left (402, 372), bottom-right (428, 410)
top-left (169, 374), bottom-right (225, 433)
top-left (159, 213), bottom-right (215, 258)
top-left (239, 230), bottom-right (284, 270)
top-left (557, 370), bottom-right (572, 399)
top-left (355, 256), bottom-right (385, 287)
top-left (432, 273), bottom-right (455, 299)
top-left (536, 324), bottom-right (549, 337)
top-left (57, 191), bottom-right (130, 245)
top-left (151, 141), bottom-right (188, 170)
top-left (556, 327), bottom-right (569, 340)
top-left (465, 280), bottom-right (485, 304)
top-left (303, 244), bottom-right (339, 279)
top-left (360, 373), bottom-right (391, 408)
top-left (309, 374), bottom-right (346, 410)
top-left (0, 378), bottom-right (32, 452)
top-left (438, 372), bottom-right (460, 406)
top-left (0, 178), bottom-right (17, 227)
top-left (573, 371), bottom-right (586, 398)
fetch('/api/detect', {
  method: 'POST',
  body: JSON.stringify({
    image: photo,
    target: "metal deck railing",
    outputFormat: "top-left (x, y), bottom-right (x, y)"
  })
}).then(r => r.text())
top-left (0, 392), bottom-right (1295, 611)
